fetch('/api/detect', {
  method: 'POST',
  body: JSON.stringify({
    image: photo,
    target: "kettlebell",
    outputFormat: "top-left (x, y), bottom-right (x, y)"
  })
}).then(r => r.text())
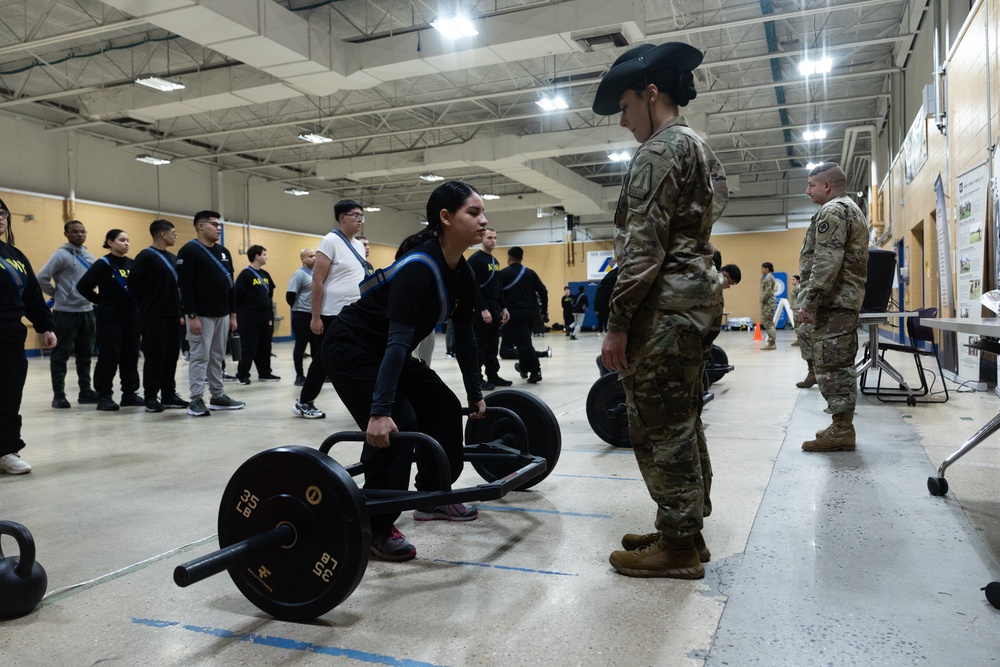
top-left (0, 521), bottom-right (47, 619)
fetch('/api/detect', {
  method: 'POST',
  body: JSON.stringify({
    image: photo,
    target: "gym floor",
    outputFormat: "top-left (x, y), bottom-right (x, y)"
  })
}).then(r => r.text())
top-left (2, 328), bottom-right (999, 665)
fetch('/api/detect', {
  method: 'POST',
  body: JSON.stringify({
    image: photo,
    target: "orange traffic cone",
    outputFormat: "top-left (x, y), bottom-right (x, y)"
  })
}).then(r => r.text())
top-left (753, 322), bottom-right (762, 341)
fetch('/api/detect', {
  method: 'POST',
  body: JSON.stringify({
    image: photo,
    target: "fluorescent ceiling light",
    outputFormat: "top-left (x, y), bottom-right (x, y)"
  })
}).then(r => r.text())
top-left (419, 174), bottom-right (444, 182)
top-left (420, 220), bottom-right (429, 226)
top-left (482, 194), bottom-right (501, 200)
top-left (608, 151), bottom-right (631, 162)
top-left (536, 95), bottom-right (569, 111)
top-left (298, 132), bottom-right (333, 144)
top-left (284, 187), bottom-right (310, 196)
top-left (803, 129), bottom-right (827, 141)
top-left (135, 154), bottom-right (171, 166)
top-left (135, 76), bottom-right (185, 92)
top-left (798, 58), bottom-right (833, 76)
top-left (364, 206), bottom-right (381, 212)
top-left (806, 162), bottom-right (822, 169)
top-left (431, 15), bottom-right (478, 38)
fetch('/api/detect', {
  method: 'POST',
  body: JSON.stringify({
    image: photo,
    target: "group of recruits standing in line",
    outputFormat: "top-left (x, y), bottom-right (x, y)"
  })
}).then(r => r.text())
top-left (0, 40), bottom-right (868, 579)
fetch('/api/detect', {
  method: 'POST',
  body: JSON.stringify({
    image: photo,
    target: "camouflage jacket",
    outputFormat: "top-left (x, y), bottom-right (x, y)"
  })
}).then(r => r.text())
top-left (609, 117), bottom-right (727, 334)
top-left (760, 273), bottom-right (776, 305)
top-left (798, 194), bottom-right (869, 314)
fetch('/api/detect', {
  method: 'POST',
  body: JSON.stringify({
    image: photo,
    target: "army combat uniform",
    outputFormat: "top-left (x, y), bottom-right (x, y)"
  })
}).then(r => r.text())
top-left (608, 117), bottom-right (727, 540)
top-left (760, 271), bottom-right (777, 346)
top-left (798, 194), bottom-right (868, 416)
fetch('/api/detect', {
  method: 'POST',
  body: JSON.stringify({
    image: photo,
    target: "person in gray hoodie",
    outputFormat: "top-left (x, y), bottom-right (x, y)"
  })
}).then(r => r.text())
top-left (37, 220), bottom-right (97, 408)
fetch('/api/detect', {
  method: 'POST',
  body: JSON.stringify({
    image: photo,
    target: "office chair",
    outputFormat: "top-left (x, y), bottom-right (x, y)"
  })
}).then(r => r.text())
top-left (860, 307), bottom-right (949, 403)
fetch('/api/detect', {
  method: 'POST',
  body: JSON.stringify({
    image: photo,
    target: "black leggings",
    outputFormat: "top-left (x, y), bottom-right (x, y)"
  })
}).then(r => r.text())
top-left (325, 337), bottom-right (464, 536)
top-left (94, 309), bottom-right (140, 397)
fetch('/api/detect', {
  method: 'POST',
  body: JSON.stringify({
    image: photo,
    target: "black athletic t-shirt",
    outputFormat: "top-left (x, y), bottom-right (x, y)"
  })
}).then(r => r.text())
top-left (76, 254), bottom-right (137, 313)
top-left (332, 238), bottom-right (481, 414)
top-left (467, 249), bottom-right (505, 311)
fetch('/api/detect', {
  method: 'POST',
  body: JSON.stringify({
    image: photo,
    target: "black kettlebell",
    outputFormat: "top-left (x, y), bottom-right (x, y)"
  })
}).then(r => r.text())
top-left (0, 521), bottom-right (47, 619)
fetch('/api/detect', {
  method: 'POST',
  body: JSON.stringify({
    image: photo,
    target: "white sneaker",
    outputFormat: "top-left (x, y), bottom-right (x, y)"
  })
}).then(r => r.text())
top-left (0, 453), bottom-right (32, 475)
top-left (292, 401), bottom-right (326, 419)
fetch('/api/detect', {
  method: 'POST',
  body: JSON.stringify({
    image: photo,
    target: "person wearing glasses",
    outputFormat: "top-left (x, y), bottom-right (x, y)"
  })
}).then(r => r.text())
top-left (0, 198), bottom-right (56, 475)
top-left (128, 219), bottom-right (188, 413)
top-left (292, 199), bottom-right (369, 420)
top-left (324, 180), bottom-right (487, 561)
top-left (176, 210), bottom-right (245, 416)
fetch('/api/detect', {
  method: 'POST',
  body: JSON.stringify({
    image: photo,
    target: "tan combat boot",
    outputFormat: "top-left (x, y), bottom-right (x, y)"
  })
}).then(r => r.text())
top-left (763, 339), bottom-right (776, 350)
top-left (621, 531), bottom-right (711, 562)
top-left (802, 412), bottom-right (856, 452)
top-left (609, 535), bottom-right (705, 578)
top-left (796, 369), bottom-right (816, 388)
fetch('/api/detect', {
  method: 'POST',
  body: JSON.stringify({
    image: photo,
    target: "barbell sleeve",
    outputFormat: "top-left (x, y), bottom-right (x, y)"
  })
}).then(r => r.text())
top-left (173, 523), bottom-right (296, 588)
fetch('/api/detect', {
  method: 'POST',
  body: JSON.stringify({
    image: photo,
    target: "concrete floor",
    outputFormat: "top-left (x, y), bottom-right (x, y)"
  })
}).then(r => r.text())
top-left (1, 328), bottom-right (999, 665)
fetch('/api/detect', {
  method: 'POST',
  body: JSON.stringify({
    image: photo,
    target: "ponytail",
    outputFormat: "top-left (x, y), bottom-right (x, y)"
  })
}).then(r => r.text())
top-left (396, 228), bottom-right (437, 259)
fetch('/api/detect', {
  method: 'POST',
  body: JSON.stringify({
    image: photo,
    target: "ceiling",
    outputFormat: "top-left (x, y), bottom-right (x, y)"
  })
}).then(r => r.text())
top-left (0, 0), bottom-right (918, 227)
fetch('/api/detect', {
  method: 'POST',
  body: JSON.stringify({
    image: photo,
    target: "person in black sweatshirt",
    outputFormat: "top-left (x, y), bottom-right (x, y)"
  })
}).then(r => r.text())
top-left (0, 195), bottom-right (56, 475)
top-left (77, 229), bottom-right (140, 412)
top-left (127, 219), bottom-right (187, 413)
top-left (234, 244), bottom-right (278, 384)
top-left (466, 227), bottom-right (511, 390)
top-left (176, 210), bottom-right (244, 416)
top-left (499, 246), bottom-right (548, 383)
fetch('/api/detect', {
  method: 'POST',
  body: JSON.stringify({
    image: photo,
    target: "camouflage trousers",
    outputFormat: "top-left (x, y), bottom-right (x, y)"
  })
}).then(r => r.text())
top-left (800, 307), bottom-right (859, 414)
top-left (623, 307), bottom-right (720, 539)
top-left (761, 303), bottom-right (776, 341)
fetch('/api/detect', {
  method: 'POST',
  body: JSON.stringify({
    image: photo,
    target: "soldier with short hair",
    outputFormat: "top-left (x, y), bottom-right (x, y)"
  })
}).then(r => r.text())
top-left (759, 262), bottom-right (777, 349)
top-left (594, 42), bottom-right (727, 579)
top-left (797, 162), bottom-right (869, 452)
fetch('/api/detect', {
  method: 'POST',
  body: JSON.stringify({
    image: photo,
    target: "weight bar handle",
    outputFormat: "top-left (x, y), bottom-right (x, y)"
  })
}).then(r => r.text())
top-left (174, 523), bottom-right (295, 588)
top-left (320, 431), bottom-right (453, 493)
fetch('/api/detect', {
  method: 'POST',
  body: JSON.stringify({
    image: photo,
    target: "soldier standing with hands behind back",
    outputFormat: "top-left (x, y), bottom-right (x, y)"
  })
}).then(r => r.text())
top-left (759, 262), bottom-right (777, 349)
top-left (594, 42), bottom-right (727, 580)
top-left (797, 162), bottom-right (868, 452)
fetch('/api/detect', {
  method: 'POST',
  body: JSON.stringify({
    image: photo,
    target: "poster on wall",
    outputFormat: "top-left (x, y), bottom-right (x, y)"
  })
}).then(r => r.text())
top-left (586, 250), bottom-right (614, 280)
top-left (934, 174), bottom-right (954, 316)
top-left (903, 106), bottom-right (928, 184)
top-left (954, 161), bottom-right (990, 382)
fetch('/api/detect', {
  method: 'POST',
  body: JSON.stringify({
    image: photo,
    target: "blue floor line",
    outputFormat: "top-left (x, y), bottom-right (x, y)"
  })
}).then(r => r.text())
top-left (551, 472), bottom-right (642, 481)
top-left (133, 618), bottom-right (448, 667)
top-left (477, 504), bottom-right (612, 519)
top-left (421, 558), bottom-right (578, 577)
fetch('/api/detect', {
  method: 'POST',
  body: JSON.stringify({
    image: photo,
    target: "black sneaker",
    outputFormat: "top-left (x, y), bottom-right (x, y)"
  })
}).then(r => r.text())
top-left (120, 392), bottom-right (143, 407)
top-left (209, 394), bottom-right (246, 410)
top-left (78, 389), bottom-right (99, 404)
top-left (144, 398), bottom-right (164, 413)
top-left (257, 374), bottom-right (281, 382)
top-left (52, 394), bottom-right (70, 409)
top-left (527, 373), bottom-right (542, 384)
top-left (237, 376), bottom-right (251, 385)
top-left (96, 396), bottom-right (120, 411)
top-left (488, 376), bottom-right (513, 387)
top-left (480, 379), bottom-right (496, 391)
top-left (161, 394), bottom-right (190, 409)
top-left (222, 373), bottom-right (238, 382)
top-left (515, 363), bottom-right (528, 379)
top-left (294, 374), bottom-right (306, 387)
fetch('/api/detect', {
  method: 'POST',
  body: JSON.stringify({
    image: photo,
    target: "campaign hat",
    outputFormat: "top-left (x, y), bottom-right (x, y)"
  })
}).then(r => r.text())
top-left (592, 42), bottom-right (703, 115)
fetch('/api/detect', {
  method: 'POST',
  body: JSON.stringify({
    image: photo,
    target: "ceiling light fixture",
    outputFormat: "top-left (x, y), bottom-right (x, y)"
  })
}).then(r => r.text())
top-left (803, 129), bottom-right (827, 141)
top-left (431, 15), bottom-right (479, 39)
top-left (135, 154), bottom-right (171, 166)
top-left (364, 206), bottom-right (381, 212)
top-left (283, 187), bottom-right (310, 196)
top-left (536, 95), bottom-right (569, 111)
top-left (135, 76), bottom-right (185, 92)
top-left (608, 151), bottom-right (631, 162)
top-left (805, 162), bottom-right (822, 169)
top-left (297, 132), bottom-right (333, 144)
top-left (419, 174), bottom-right (445, 182)
top-left (798, 58), bottom-right (833, 76)
top-left (482, 194), bottom-right (501, 200)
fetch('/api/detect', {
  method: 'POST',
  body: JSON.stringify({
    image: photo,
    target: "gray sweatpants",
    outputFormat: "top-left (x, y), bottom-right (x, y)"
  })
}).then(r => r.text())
top-left (187, 316), bottom-right (229, 400)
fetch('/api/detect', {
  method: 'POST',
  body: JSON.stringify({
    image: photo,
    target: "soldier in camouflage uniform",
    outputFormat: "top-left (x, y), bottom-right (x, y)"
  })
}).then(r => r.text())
top-left (760, 262), bottom-right (777, 349)
top-left (593, 42), bottom-right (726, 580)
top-left (797, 162), bottom-right (869, 451)
top-left (789, 275), bottom-right (801, 347)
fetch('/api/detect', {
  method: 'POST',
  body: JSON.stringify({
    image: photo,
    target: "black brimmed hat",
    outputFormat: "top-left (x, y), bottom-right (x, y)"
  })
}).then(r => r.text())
top-left (591, 42), bottom-right (703, 116)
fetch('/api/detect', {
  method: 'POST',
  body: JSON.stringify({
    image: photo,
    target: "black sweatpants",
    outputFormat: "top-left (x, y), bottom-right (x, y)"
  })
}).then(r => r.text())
top-left (94, 309), bottom-right (140, 398)
top-left (236, 309), bottom-right (273, 379)
top-left (140, 316), bottom-right (180, 401)
top-left (326, 337), bottom-right (464, 537)
top-left (0, 338), bottom-right (28, 456)
top-left (507, 309), bottom-right (541, 374)
top-left (474, 303), bottom-right (501, 380)
top-left (290, 310), bottom-right (315, 377)
top-left (299, 314), bottom-right (336, 403)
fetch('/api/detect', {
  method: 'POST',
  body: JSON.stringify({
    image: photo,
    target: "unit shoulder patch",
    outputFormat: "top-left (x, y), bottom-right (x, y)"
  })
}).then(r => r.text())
top-left (628, 162), bottom-right (653, 200)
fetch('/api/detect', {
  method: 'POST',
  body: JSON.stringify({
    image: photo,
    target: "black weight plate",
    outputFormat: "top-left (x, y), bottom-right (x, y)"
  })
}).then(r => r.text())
top-left (706, 345), bottom-right (730, 384)
top-left (218, 446), bottom-right (370, 621)
top-left (465, 389), bottom-right (561, 490)
top-left (586, 373), bottom-right (631, 448)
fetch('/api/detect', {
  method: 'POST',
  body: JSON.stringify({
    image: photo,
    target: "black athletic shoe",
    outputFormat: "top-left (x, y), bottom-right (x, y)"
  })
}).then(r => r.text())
top-left (120, 392), bottom-right (143, 407)
top-left (515, 363), bottom-right (528, 379)
top-left (480, 380), bottom-right (496, 391)
top-left (52, 394), bottom-right (70, 409)
top-left (488, 376), bottom-right (513, 387)
top-left (257, 374), bottom-right (281, 382)
top-left (161, 394), bottom-right (190, 409)
top-left (144, 398), bottom-right (164, 413)
top-left (78, 389), bottom-right (99, 404)
top-left (527, 373), bottom-right (542, 384)
top-left (96, 396), bottom-right (120, 411)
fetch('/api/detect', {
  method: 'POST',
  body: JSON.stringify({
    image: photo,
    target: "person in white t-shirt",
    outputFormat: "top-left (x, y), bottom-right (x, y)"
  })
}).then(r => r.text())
top-left (292, 199), bottom-right (370, 419)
